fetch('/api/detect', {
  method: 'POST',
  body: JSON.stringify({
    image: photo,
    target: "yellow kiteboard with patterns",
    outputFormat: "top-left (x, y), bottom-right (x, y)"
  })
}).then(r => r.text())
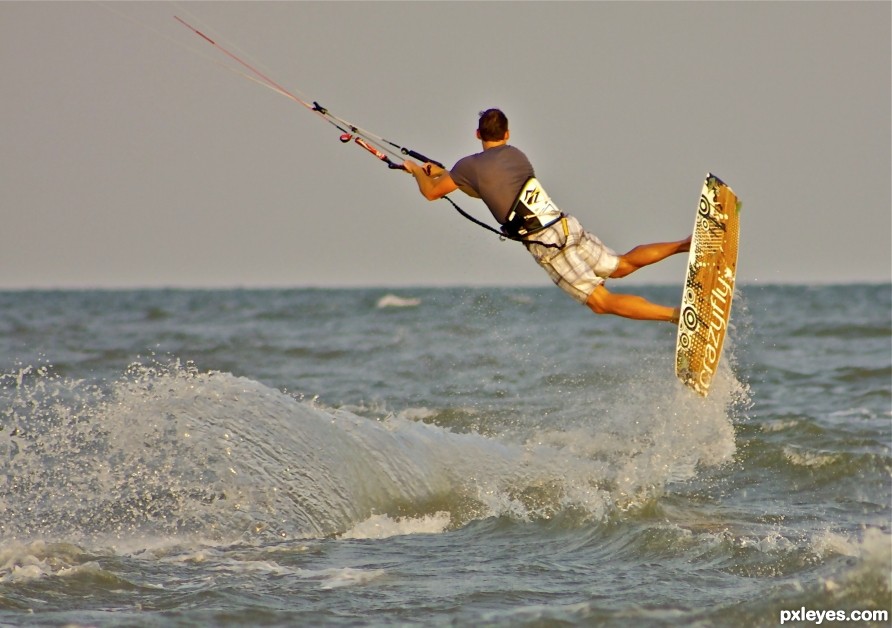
top-left (676, 173), bottom-right (741, 396)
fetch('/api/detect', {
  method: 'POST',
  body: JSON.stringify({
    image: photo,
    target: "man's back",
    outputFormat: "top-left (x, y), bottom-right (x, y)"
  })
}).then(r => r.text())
top-left (449, 145), bottom-right (534, 224)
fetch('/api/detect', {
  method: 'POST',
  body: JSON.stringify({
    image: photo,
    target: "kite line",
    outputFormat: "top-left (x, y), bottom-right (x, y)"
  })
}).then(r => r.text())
top-left (174, 15), bottom-right (520, 240)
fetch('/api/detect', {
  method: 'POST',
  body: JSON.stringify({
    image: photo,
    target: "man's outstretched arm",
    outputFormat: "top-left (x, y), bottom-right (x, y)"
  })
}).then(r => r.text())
top-left (403, 160), bottom-right (459, 200)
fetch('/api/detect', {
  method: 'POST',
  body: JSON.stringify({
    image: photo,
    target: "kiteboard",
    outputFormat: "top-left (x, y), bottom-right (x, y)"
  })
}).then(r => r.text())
top-left (675, 173), bottom-right (741, 396)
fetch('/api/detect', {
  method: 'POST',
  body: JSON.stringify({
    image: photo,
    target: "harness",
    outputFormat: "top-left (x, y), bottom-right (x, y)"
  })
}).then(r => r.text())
top-left (502, 178), bottom-right (563, 237)
top-left (503, 178), bottom-right (571, 249)
top-left (440, 178), bottom-right (568, 249)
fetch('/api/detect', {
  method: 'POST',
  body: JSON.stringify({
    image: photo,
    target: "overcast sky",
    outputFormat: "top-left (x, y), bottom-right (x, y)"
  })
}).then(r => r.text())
top-left (2, 1), bottom-right (890, 289)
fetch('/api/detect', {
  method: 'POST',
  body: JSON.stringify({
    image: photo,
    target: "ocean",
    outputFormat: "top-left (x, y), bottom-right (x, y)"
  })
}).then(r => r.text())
top-left (0, 284), bottom-right (889, 627)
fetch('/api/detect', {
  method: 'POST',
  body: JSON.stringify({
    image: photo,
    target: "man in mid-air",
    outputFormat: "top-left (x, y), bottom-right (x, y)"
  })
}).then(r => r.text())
top-left (403, 108), bottom-right (690, 323)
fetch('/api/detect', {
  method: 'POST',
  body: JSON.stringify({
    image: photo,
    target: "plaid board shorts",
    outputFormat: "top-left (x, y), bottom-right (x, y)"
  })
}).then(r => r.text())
top-left (522, 214), bottom-right (620, 304)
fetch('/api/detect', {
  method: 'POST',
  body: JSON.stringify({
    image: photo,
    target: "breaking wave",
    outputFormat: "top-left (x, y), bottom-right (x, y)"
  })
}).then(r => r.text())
top-left (1, 358), bottom-right (739, 547)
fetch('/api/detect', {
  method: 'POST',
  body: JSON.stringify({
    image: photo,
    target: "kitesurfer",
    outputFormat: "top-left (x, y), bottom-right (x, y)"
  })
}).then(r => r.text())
top-left (403, 109), bottom-right (689, 323)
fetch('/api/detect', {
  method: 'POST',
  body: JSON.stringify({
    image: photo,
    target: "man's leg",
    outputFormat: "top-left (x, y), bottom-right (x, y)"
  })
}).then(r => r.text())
top-left (610, 236), bottom-right (691, 279)
top-left (586, 284), bottom-right (679, 323)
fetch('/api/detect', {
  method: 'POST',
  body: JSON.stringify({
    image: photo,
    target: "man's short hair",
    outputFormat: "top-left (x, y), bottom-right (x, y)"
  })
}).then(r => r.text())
top-left (478, 109), bottom-right (509, 141)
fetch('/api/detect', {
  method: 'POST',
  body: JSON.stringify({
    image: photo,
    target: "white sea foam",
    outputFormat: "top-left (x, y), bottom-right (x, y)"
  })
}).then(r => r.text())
top-left (309, 567), bottom-right (387, 589)
top-left (783, 445), bottom-right (838, 468)
top-left (341, 512), bottom-right (452, 539)
top-left (0, 540), bottom-right (88, 582)
top-left (376, 294), bottom-right (421, 308)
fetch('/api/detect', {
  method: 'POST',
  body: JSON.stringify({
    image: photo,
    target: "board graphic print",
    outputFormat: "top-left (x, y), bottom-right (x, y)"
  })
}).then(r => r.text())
top-left (675, 173), bottom-right (741, 396)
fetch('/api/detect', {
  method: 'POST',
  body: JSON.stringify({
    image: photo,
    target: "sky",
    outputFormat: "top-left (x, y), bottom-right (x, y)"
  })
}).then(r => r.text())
top-left (2, 1), bottom-right (890, 290)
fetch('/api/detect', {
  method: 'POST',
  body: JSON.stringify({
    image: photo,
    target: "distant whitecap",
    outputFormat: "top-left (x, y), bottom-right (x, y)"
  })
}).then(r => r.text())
top-left (376, 294), bottom-right (421, 308)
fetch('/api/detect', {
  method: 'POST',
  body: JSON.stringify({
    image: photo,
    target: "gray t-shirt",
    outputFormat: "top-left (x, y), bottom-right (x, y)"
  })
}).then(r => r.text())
top-left (449, 145), bottom-right (535, 224)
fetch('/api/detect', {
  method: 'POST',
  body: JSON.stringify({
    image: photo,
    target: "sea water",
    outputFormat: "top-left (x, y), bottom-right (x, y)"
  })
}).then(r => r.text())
top-left (0, 284), bottom-right (889, 626)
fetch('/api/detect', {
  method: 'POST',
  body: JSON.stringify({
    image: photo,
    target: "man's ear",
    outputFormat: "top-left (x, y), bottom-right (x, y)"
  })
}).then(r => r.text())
top-left (476, 129), bottom-right (482, 140)
top-left (505, 129), bottom-right (510, 141)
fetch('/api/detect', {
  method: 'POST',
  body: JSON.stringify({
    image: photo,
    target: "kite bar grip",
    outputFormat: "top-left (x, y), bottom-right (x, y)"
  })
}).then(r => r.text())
top-left (403, 149), bottom-right (444, 170)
